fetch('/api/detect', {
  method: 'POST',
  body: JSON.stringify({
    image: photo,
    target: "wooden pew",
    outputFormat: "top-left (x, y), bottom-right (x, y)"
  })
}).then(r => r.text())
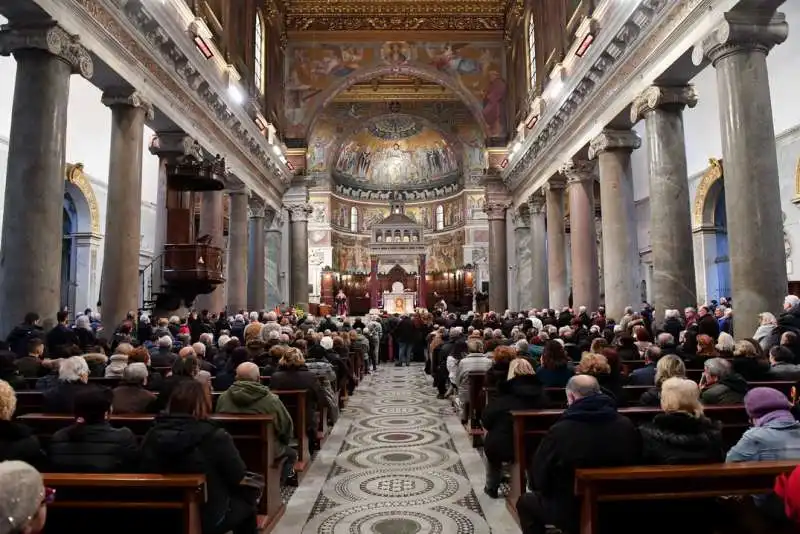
top-left (42, 473), bottom-right (205, 534)
top-left (574, 460), bottom-right (799, 534)
top-left (20, 414), bottom-right (285, 529)
top-left (506, 404), bottom-right (751, 513)
top-left (21, 376), bottom-right (122, 389)
top-left (270, 389), bottom-right (311, 472)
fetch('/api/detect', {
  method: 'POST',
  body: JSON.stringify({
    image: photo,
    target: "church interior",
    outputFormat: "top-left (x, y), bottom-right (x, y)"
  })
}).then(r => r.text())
top-left (2, 0), bottom-right (800, 533)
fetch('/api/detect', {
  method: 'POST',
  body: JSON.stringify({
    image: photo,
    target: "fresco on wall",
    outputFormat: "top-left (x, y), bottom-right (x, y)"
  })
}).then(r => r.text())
top-left (467, 194), bottom-right (486, 220)
top-left (427, 232), bottom-right (465, 272)
top-left (457, 123), bottom-right (488, 171)
top-left (285, 40), bottom-right (506, 138)
top-left (307, 119), bottom-right (339, 172)
top-left (334, 116), bottom-right (459, 187)
top-left (333, 234), bottom-right (371, 272)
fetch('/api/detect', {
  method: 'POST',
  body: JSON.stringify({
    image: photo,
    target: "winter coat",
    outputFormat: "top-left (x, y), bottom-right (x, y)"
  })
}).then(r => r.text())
top-left (732, 357), bottom-right (771, 382)
top-left (700, 374), bottom-right (748, 405)
top-left (662, 317), bottom-right (683, 342)
top-left (0, 420), bottom-right (46, 468)
top-left (270, 365), bottom-right (329, 429)
top-left (150, 347), bottom-right (176, 369)
top-left (482, 375), bottom-right (548, 463)
top-left (485, 360), bottom-right (511, 391)
top-left (769, 362), bottom-right (800, 381)
top-left (104, 354), bottom-right (128, 378)
top-left (46, 324), bottom-right (78, 355)
top-left (530, 394), bottom-right (641, 533)
top-left (6, 323), bottom-right (45, 357)
top-left (727, 419), bottom-right (800, 463)
top-left (139, 414), bottom-right (247, 533)
top-left (628, 363), bottom-right (656, 386)
top-left (535, 363), bottom-right (574, 388)
top-left (215, 380), bottom-right (294, 455)
top-left (151, 375), bottom-right (194, 413)
top-left (49, 422), bottom-right (139, 473)
top-left (111, 384), bottom-right (157, 414)
top-left (639, 412), bottom-right (724, 464)
top-left (43, 380), bottom-right (91, 414)
top-left (754, 324), bottom-right (777, 352)
top-left (639, 386), bottom-right (661, 407)
top-left (15, 355), bottom-right (45, 379)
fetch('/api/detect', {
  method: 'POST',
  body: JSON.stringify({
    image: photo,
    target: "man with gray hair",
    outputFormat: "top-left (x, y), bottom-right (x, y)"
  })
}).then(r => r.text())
top-left (150, 335), bottom-right (175, 368)
top-left (515, 374), bottom-right (641, 533)
top-left (701, 357), bottom-right (747, 405)
top-left (111, 362), bottom-right (157, 414)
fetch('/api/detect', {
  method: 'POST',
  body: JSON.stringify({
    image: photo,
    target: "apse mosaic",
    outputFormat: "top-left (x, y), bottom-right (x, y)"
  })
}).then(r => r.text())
top-left (333, 119), bottom-right (459, 187)
top-left (285, 40), bottom-right (506, 138)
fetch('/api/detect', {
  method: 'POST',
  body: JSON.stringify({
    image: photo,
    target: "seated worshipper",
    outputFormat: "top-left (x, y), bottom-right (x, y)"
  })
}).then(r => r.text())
top-left (15, 338), bottom-right (46, 379)
top-left (270, 347), bottom-right (332, 453)
top-left (140, 380), bottom-right (257, 534)
top-left (732, 339), bottom-right (771, 381)
top-left (104, 344), bottom-right (130, 379)
top-left (767, 346), bottom-right (800, 381)
top-left (127, 346), bottom-right (163, 392)
top-left (486, 345), bottom-right (518, 391)
top-left (615, 334), bottom-right (639, 362)
top-left (48, 386), bottom-right (139, 473)
top-left (0, 380), bottom-right (45, 467)
top-left (305, 344), bottom-right (340, 423)
top-left (111, 363), bottom-right (157, 414)
top-left (151, 355), bottom-right (200, 413)
top-left (640, 355), bottom-right (687, 407)
top-left (482, 358), bottom-right (547, 498)
top-left (700, 357), bottom-right (748, 405)
top-left (754, 311), bottom-right (778, 352)
top-left (42, 356), bottom-right (90, 413)
top-left (715, 331), bottom-right (735, 359)
top-left (214, 347), bottom-right (250, 392)
top-left (150, 335), bottom-right (176, 368)
top-left (192, 342), bottom-right (216, 375)
top-left (656, 332), bottom-right (679, 356)
top-left (0, 460), bottom-right (51, 534)
top-left (516, 375), bottom-right (641, 534)
top-left (73, 314), bottom-right (97, 352)
top-left (46, 310), bottom-right (77, 356)
top-left (535, 340), bottom-right (574, 388)
top-left (0, 351), bottom-right (26, 392)
top-left (457, 339), bottom-right (493, 421)
top-left (686, 334), bottom-right (719, 369)
top-left (215, 362), bottom-right (298, 486)
top-left (576, 352), bottom-right (622, 402)
top-left (628, 346), bottom-right (661, 386)
top-left (260, 344), bottom-right (285, 377)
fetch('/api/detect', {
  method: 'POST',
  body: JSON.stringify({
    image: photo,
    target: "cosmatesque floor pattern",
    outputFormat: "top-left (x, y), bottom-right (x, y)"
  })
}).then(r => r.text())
top-left (273, 363), bottom-right (518, 534)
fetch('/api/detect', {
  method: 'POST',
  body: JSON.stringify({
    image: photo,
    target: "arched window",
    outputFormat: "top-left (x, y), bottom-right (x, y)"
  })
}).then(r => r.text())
top-left (254, 12), bottom-right (266, 95)
top-left (436, 205), bottom-right (444, 230)
top-left (350, 207), bottom-right (358, 232)
top-left (528, 13), bottom-right (536, 92)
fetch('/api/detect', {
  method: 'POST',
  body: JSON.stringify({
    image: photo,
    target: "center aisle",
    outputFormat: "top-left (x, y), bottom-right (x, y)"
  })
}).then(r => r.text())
top-left (273, 363), bottom-right (519, 533)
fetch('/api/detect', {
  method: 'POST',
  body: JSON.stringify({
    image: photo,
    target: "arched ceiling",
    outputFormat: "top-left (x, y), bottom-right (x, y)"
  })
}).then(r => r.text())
top-left (332, 114), bottom-right (459, 189)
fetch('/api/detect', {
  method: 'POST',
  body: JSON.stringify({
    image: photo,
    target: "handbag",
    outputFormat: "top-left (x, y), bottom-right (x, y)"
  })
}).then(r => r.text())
top-left (239, 472), bottom-right (265, 506)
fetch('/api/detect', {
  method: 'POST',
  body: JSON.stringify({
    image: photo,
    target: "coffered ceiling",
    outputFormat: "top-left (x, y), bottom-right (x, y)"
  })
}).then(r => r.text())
top-left (284, 0), bottom-right (510, 32)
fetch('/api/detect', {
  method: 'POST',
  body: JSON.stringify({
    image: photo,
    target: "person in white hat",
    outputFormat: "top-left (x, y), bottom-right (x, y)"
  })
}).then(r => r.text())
top-left (0, 460), bottom-right (50, 534)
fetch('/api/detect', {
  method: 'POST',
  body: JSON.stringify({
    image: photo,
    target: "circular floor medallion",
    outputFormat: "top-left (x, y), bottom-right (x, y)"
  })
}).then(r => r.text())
top-left (355, 415), bottom-right (440, 431)
top-left (325, 469), bottom-right (469, 505)
top-left (372, 518), bottom-right (421, 534)
top-left (302, 503), bottom-right (491, 534)
top-left (336, 445), bottom-right (459, 471)
top-left (345, 428), bottom-right (447, 448)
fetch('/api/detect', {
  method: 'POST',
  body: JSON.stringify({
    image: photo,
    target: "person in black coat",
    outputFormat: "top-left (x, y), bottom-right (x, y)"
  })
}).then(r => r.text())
top-left (516, 375), bottom-right (641, 534)
top-left (151, 355), bottom-right (199, 413)
top-left (6, 312), bottom-right (45, 357)
top-left (140, 380), bottom-right (257, 534)
top-left (48, 386), bottom-right (139, 473)
top-left (662, 311), bottom-right (684, 342)
top-left (482, 359), bottom-right (547, 498)
top-left (0, 379), bottom-right (46, 467)
top-left (731, 339), bottom-right (771, 381)
top-left (42, 356), bottom-right (92, 414)
top-left (628, 346), bottom-right (661, 386)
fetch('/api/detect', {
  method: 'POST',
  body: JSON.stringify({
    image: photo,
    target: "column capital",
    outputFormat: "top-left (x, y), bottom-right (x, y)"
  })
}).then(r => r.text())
top-left (544, 176), bottom-right (567, 192)
top-left (512, 205), bottom-right (531, 229)
top-left (528, 192), bottom-right (546, 215)
top-left (248, 196), bottom-right (266, 218)
top-left (263, 207), bottom-right (277, 228)
top-left (285, 203), bottom-right (313, 222)
top-left (631, 85), bottom-right (698, 123)
top-left (588, 129), bottom-right (641, 159)
top-left (0, 22), bottom-right (93, 79)
top-left (148, 131), bottom-right (204, 159)
top-left (101, 89), bottom-right (154, 120)
top-left (484, 201), bottom-right (510, 221)
top-left (561, 159), bottom-right (596, 184)
top-left (692, 8), bottom-right (788, 66)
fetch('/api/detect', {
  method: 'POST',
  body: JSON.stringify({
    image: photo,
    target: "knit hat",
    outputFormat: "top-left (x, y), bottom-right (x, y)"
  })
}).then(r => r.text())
top-left (744, 387), bottom-right (793, 426)
top-left (0, 461), bottom-right (45, 534)
top-left (775, 465), bottom-right (800, 525)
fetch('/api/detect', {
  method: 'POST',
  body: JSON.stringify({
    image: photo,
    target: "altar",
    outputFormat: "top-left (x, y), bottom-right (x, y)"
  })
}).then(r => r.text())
top-left (383, 282), bottom-right (416, 314)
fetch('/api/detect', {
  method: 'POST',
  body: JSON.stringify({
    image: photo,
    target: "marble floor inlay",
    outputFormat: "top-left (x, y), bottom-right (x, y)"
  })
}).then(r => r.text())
top-left (273, 363), bottom-right (518, 534)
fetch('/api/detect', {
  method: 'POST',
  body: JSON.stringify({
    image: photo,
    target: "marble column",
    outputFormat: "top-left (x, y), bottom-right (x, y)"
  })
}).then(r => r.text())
top-left (370, 256), bottom-right (379, 309)
top-left (528, 192), bottom-right (549, 309)
top-left (513, 206), bottom-right (533, 310)
top-left (226, 186), bottom-right (248, 314)
top-left (99, 89), bottom-right (153, 328)
top-left (589, 129), bottom-right (641, 321)
top-left (247, 197), bottom-right (267, 311)
top-left (0, 24), bottom-right (92, 335)
top-left (418, 254), bottom-right (427, 309)
top-left (694, 5), bottom-right (788, 334)
top-left (265, 214), bottom-right (282, 310)
top-left (485, 202), bottom-right (509, 312)
top-left (564, 160), bottom-right (600, 312)
top-left (286, 203), bottom-right (313, 310)
top-left (195, 190), bottom-right (225, 313)
top-left (545, 178), bottom-right (568, 310)
top-left (631, 86), bottom-right (699, 320)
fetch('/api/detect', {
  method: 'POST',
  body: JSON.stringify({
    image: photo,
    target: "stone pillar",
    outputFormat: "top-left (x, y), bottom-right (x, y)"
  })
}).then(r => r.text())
top-left (370, 256), bottom-right (379, 309)
top-left (564, 160), bottom-right (600, 312)
top-left (589, 129), bottom-right (642, 321)
top-left (545, 178), bottom-right (568, 310)
top-left (99, 89), bottom-right (153, 328)
top-left (484, 203), bottom-right (509, 312)
top-left (226, 186), bottom-right (248, 314)
top-left (513, 206), bottom-right (533, 310)
top-left (286, 203), bottom-right (313, 310)
top-left (247, 197), bottom-right (267, 311)
top-left (265, 213), bottom-right (282, 310)
top-left (694, 5), bottom-right (788, 334)
top-left (528, 192), bottom-right (549, 309)
top-left (418, 254), bottom-right (427, 310)
top-left (0, 24), bottom-right (92, 335)
top-left (631, 86), bottom-right (699, 320)
top-left (194, 190), bottom-right (226, 313)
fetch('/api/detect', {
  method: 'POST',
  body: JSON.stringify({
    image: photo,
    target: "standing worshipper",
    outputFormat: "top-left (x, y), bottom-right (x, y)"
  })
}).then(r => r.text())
top-left (335, 289), bottom-right (349, 317)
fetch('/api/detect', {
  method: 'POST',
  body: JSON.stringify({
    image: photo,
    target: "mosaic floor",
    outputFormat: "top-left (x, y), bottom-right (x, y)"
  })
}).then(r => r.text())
top-left (273, 363), bottom-right (518, 534)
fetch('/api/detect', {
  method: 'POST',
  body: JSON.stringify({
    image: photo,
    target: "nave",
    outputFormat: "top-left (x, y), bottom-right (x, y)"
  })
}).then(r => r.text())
top-left (274, 364), bottom-right (518, 534)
